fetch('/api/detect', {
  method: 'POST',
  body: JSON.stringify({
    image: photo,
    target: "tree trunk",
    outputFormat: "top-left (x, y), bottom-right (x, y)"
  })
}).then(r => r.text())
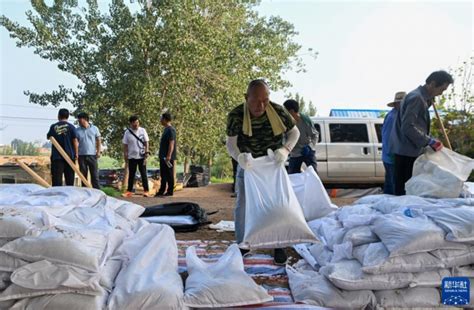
top-left (184, 156), bottom-right (190, 174)
top-left (122, 160), bottom-right (129, 192)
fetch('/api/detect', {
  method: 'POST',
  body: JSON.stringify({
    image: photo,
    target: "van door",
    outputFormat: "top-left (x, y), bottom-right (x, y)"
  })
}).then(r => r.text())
top-left (313, 121), bottom-right (327, 179)
top-left (325, 121), bottom-right (376, 177)
top-left (373, 121), bottom-right (385, 177)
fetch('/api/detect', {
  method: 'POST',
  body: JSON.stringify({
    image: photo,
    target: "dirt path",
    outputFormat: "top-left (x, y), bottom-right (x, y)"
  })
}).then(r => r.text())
top-left (123, 183), bottom-right (356, 241)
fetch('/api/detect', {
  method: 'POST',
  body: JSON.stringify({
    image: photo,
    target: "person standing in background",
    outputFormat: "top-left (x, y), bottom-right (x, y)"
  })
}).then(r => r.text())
top-left (122, 115), bottom-right (151, 197)
top-left (381, 92), bottom-right (405, 195)
top-left (156, 112), bottom-right (177, 197)
top-left (390, 70), bottom-right (453, 195)
top-left (47, 108), bottom-right (79, 186)
top-left (76, 112), bottom-right (101, 189)
top-left (283, 99), bottom-right (318, 174)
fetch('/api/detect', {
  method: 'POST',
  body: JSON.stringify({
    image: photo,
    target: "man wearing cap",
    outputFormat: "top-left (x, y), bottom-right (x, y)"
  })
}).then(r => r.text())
top-left (226, 79), bottom-right (300, 265)
top-left (381, 92), bottom-right (405, 195)
top-left (390, 70), bottom-right (453, 196)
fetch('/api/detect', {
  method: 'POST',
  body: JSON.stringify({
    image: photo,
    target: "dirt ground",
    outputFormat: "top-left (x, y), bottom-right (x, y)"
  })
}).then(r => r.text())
top-left (123, 183), bottom-right (357, 241)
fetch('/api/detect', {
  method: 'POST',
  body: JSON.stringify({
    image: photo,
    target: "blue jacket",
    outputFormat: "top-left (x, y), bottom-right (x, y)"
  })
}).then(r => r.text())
top-left (382, 108), bottom-right (397, 164)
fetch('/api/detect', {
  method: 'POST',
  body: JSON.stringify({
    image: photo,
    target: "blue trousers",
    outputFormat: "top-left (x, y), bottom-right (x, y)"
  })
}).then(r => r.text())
top-left (383, 162), bottom-right (395, 195)
top-left (288, 154), bottom-right (317, 174)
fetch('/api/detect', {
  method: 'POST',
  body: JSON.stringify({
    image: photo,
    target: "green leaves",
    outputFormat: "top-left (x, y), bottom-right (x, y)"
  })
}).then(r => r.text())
top-left (2, 0), bottom-right (305, 161)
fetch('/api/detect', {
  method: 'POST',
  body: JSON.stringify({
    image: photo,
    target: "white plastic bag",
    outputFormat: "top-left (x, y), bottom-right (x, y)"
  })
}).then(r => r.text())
top-left (184, 244), bottom-right (272, 308)
top-left (288, 166), bottom-right (337, 221)
top-left (337, 204), bottom-right (379, 228)
top-left (424, 206), bottom-right (474, 243)
top-left (241, 153), bottom-right (317, 249)
top-left (308, 243), bottom-right (333, 267)
top-left (107, 224), bottom-right (184, 310)
top-left (406, 148), bottom-right (474, 198)
top-left (371, 213), bottom-right (465, 257)
top-left (287, 265), bottom-right (376, 309)
top-left (374, 287), bottom-right (441, 308)
top-left (343, 226), bottom-right (379, 246)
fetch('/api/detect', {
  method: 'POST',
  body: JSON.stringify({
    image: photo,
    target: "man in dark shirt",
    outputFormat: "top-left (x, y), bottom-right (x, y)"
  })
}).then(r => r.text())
top-left (47, 108), bottom-right (79, 186)
top-left (156, 112), bottom-right (177, 197)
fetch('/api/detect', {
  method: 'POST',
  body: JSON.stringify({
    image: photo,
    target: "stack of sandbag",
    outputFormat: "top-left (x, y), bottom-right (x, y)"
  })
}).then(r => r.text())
top-left (0, 185), bottom-right (185, 310)
top-left (291, 194), bottom-right (474, 309)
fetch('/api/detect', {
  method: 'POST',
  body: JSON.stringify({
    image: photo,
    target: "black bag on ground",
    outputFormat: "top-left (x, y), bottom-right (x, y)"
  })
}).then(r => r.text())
top-left (140, 202), bottom-right (214, 232)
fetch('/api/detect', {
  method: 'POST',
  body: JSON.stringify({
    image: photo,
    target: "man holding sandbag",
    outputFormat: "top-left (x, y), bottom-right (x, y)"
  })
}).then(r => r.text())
top-left (226, 79), bottom-right (300, 265)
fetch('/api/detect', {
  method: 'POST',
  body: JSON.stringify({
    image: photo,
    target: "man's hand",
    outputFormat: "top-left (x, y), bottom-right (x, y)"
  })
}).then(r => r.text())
top-left (166, 155), bottom-right (171, 162)
top-left (237, 153), bottom-right (253, 170)
top-left (96, 151), bottom-right (101, 159)
top-left (273, 147), bottom-right (290, 165)
top-left (429, 139), bottom-right (443, 152)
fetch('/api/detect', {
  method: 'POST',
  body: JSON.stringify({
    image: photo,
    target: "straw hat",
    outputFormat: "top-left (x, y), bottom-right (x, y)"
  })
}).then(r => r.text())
top-left (387, 91), bottom-right (406, 107)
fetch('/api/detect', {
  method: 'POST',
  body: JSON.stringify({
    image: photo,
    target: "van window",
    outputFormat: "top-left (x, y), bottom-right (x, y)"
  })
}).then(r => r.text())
top-left (375, 124), bottom-right (382, 143)
top-left (329, 123), bottom-right (369, 143)
top-left (314, 123), bottom-right (322, 143)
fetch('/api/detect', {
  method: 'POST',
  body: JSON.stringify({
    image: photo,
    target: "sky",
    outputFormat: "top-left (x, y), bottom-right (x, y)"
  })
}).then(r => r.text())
top-left (0, 0), bottom-right (472, 145)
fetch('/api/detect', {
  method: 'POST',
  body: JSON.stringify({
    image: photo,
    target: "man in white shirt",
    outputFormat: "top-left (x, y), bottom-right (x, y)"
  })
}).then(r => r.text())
top-left (122, 115), bottom-right (151, 197)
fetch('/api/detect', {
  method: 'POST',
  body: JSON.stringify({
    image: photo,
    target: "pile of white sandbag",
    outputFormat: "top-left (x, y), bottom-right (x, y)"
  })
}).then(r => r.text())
top-left (291, 194), bottom-right (474, 309)
top-left (0, 185), bottom-right (185, 310)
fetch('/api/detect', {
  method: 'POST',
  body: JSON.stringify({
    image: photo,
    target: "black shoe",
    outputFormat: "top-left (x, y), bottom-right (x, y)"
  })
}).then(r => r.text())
top-left (273, 248), bottom-right (287, 266)
top-left (154, 192), bottom-right (164, 197)
top-left (164, 193), bottom-right (174, 197)
top-left (240, 248), bottom-right (250, 256)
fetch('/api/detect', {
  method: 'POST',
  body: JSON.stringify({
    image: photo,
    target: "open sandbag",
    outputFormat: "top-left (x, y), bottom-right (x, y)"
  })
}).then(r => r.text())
top-left (424, 206), bottom-right (474, 243)
top-left (288, 166), bottom-right (337, 221)
top-left (184, 244), bottom-right (272, 308)
top-left (241, 153), bottom-right (317, 249)
top-left (371, 213), bottom-right (466, 257)
top-left (287, 265), bottom-right (376, 309)
top-left (107, 224), bottom-right (184, 310)
top-left (406, 148), bottom-right (474, 198)
top-left (374, 287), bottom-right (441, 308)
top-left (320, 259), bottom-right (450, 291)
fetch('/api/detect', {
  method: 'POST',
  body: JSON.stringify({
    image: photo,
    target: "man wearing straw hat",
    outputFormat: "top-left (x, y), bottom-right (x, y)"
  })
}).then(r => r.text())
top-left (226, 79), bottom-right (300, 265)
top-left (390, 70), bottom-right (453, 196)
top-left (47, 108), bottom-right (79, 186)
top-left (381, 91), bottom-right (406, 195)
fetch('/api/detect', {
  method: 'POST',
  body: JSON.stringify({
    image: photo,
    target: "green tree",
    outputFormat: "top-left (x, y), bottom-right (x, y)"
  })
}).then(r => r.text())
top-left (431, 56), bottom-right (473, 179)
top-left (10, 139), bottom-right (39, 156)
top-left (287, 92), bottom-right (317, 116)
top-left (1, 0), bottom-right (306, 171)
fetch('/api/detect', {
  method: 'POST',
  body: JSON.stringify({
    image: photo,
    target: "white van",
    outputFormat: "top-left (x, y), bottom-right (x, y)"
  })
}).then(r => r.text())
top-left (309, 117), bottom-right (384, 188)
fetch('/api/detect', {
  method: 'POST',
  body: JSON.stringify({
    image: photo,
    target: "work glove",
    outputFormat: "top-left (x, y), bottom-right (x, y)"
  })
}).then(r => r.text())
top-left (237, 152), bottom-right (253, 170)
top-left (271, 147), bottom-right (290, 166)
top-left (428, 138), bottom-right (443, 152)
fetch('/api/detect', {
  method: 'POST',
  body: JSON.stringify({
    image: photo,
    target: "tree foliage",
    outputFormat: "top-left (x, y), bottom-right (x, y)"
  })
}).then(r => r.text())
top-left (287, 92), bottom-right (317, 116)
top-left (10, 139), bottom-right (40, 156)
top-left (1, 0), bottom-right (306, 165)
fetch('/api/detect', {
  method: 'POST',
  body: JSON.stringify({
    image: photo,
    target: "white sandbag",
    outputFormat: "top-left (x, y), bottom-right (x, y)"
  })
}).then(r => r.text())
top-left (0, 207), bottom-right (45, 238)
top-left (354, 242), bottom-right (445, 275)
top-left (353, 194), bottom-right (391, 205)
top-left (0, 252), bottom-right (28, 272)
top-left (371, 195), bottom-right (433, 214)
top-left (431, 246), bottom-right (474, 268)
top-left (105, 196), bottom-right (144, 221)
top-left (53, 206), bottom-right (117, 231)
top-left (288, 166), bottom-right (337, 221)
top-left (15, 187), bottom-right (106, 208)
top-left (371, 213), bottom-right (466, 257)
top-left (241, 153), bottom-right (317, 249)
top-left (374, 287), bottom-right (441, 308)
top-left (424, 206), bottom-right (474, 243)
top-left (184, 244), bottom-right (272, 308)
top-left (10, 290), bottom-right (108, 310)
top-left (320, 259), bottom-right (450, 291)
top-left (331, 242), bottom-right (353, 263)
top-left (100, 258), bottom-right (122, 291)
top-left (406, 148), bottom-right (474, 198)
top-left (0, 271), bottom-right (10, 290)
top-left (208, 220), bottom-right (235, 232)
top-left (0, 184), bottom-right (43, 196)
top-left (337, 204), bottom-right (379, 228)
top-left (308, 217), bottom-right (345, 250)
top-left (143, 215), bottom-right (198, 225)
top-left (343, 226), bottom-right (379, 246)
top-left (308, 243), bottom-right (333, 267)
top-left (0, 283), bottom-right (100, 302)
top-left (293, 244), bottom-right (319, 270)
top-left (11, 260), bottom-right (100, 290)
top-left (287, 265), bottom-right (376, 309)
top-left (0, 228), bottom-right (108, 272)
top-left (107, 224), bottom-right (184, 310)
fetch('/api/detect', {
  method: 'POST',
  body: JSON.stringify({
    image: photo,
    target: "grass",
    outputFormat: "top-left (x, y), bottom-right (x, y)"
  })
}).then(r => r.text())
top-left (101, 186), bottom-right (121, 197)
top-left (210, 176), bottom-right (233, 184)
